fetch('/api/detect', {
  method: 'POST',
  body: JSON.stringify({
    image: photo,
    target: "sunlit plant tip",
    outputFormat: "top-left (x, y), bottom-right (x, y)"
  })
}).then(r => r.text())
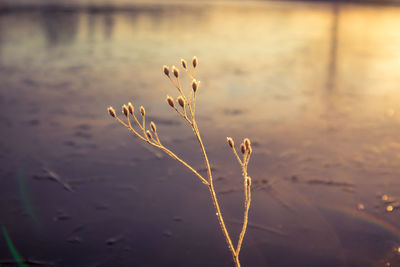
top-left (227, 137), bottom-right (234, 148)
top-left (172, 65), bottom-right (179, 78)
top-left (122, 104), bottom-right (129, 117)
top-left (140, 106), bottom-right (146, 116)
top-left (244, 138), bottom-right (251, 151)
top-left (108, 106), bottom-right (116, 118)
top-left (181, 59), bottom-right (187, 69)
top-left (163, 65), bottom-right (170, 77)
top-left (150, 121), bottom-right (157, 132)
top-left (128, 102), bottom-right (134, 114)
top-left (192, 79), bottom-right (198, 92)
top-left (192, 56), bottom-right (198, 68)
top-left (146, 130), bottom-right (153, 140)
top-left (177, 96), bottom-right (185, 108)
top-left (240, 143), bottom-right (246, 154)
top-left (166, 95), bottom-right (175, 108)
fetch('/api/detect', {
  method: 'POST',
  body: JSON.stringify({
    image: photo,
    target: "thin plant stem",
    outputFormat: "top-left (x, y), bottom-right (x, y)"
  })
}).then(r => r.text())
top-left (236, 169), bottom-right (251, 256)
top-left (107, 57), bottom-right (253, 267)
top-left (132, 112), bottom-right (143, 130)
top-left (157, 144), bottom-right (209, 185)
top-left (191, 119), bottom-right (239, 265)
top-left (232, 146), bottom-right (243, 166)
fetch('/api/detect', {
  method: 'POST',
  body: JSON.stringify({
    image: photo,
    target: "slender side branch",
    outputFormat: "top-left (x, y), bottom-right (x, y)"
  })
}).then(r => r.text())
top-left (227, 136), bottom-right (253, 259)
top-left (157, 144), bottom-right (209, 185)
top-left (236, 174), bottom-right (251, 256)
top-left (113, 114), bottom-right (147, 143)
top-left (111, 110), bottom-right (208, 185)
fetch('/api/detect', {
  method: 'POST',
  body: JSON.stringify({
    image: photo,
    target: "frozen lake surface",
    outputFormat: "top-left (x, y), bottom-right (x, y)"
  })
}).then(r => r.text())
top-left (0, 1), bottom-right (400, 266)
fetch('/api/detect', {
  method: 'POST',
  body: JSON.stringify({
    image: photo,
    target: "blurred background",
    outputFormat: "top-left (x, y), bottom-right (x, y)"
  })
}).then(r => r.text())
top-left (1, 0), bottom-right (400, 266)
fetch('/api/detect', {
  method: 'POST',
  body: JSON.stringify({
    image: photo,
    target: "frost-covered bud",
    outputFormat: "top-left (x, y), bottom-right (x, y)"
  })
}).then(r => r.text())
top-left (163, 65), bottom-right (170, 76)
top-left (192, 56), bottom-right (198, 68)
top-left (146, 130), bottom-right (153, 140)
top-left (122, 105), bottom-right (129, 117)
top-left (128, 102), bottom-right (134, 114)
top-left (166, 96), bottom-right (175, 108)
top-left (181, 59), bottom-right (187, 69)
top-left (191, 79), bottom-right (198, 93)
top-left (150, 121), bottom-right (157, 132)
top-left (172, 65), bottom-right (179, 78)
top-left (240, 143), bottom-right (246, 154)
top-left (177, 96), bottom-right (185, 108)
top-left (227, 137), bottom-right (234, 148)
top-left (244, 138), bottom-right (251, 151)
top-left (108, 106), bottom-right (116, 118)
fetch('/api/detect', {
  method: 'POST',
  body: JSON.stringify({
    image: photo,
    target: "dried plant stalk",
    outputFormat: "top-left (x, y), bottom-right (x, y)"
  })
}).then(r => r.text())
top-left (108, 57), bottom-right (253, 267)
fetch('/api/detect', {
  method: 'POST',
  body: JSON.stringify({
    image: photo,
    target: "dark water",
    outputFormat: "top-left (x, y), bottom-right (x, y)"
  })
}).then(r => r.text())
top-left (0, 1), bottom-right (400, 266)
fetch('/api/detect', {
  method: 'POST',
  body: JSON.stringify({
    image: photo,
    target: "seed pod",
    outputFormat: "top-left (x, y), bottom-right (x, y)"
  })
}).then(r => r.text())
top-left (108, 106), bottom-right (116, 118)
top-left (191, 79), bottom-right (198, 92)
top-left (172, 65), bottom-right (179, 78)
top-left (181, 59), bottom-right (187, 69)
top-left (240, 143), bottom-right (246, 154)
top-left (146, 130), bottom-right (153, 140)
top-left (244, 138), bottom-right (251, 151)
top-left (140, 106), bottom-right (145, 116)
top-left (177, 96), bottom-right (185, 108)
top-left (227, 137), bottom-right (234, 148)
top-left (166, 96), bottom-right (175, 108)
top-left (163, 65), bottom-right (170, 76)
top-left (128, 102), bottom-right (134, 114)
top-left (192, 56), bottom-right (198, 68)
top-left (150, 121), bottom-right (157, 132)
top-left (122, 105), bottom-right (129, 117)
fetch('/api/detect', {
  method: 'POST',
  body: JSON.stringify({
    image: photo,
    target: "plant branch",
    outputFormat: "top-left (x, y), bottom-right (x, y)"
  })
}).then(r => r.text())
top-left (108, 57), bottom-right (253, 267)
